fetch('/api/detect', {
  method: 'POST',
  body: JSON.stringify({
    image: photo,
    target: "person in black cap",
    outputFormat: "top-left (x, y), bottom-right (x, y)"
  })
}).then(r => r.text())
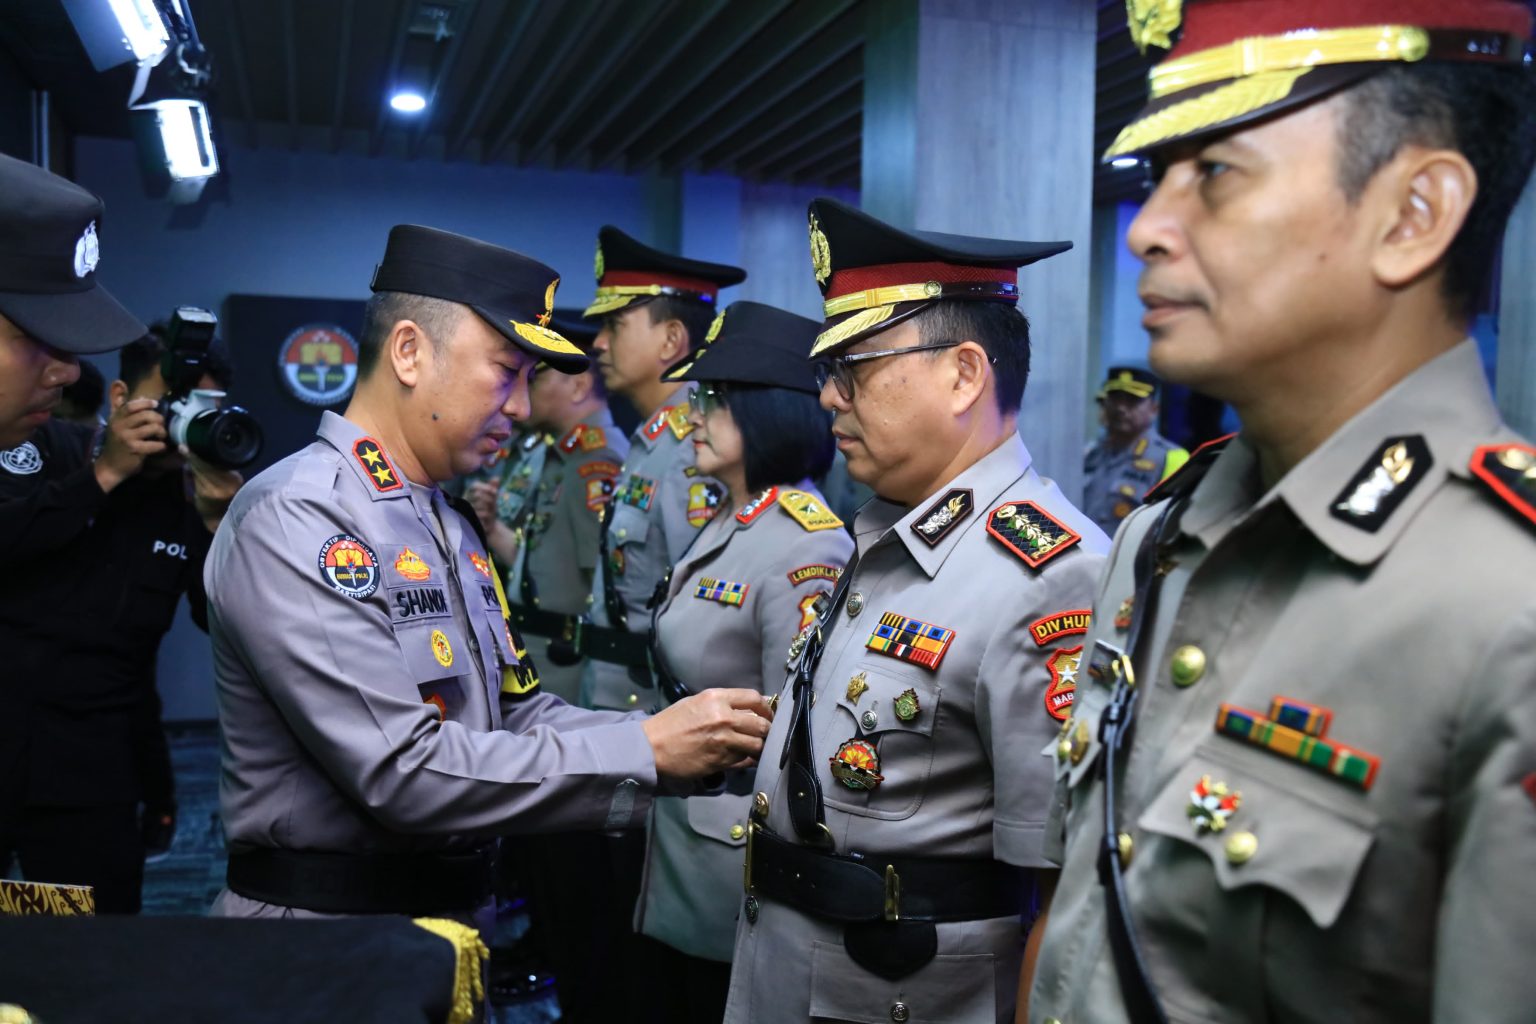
top-left (629, 301), bottom-right (853, 1023)
top-left (722, 198), bottom-right (1109, 1024)
top-left (1082, 365), bottom-right (1188, 535)
top-left (204, 224), bottom-right (772, 935)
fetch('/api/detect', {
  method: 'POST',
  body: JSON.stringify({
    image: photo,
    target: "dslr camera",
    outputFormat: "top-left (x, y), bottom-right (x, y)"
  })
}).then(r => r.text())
top-left (158, 307), bottom-right (263, 469)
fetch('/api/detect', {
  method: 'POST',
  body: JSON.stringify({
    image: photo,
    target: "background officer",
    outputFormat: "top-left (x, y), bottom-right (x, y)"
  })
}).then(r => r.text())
top-left (724, 198), bottom-right (1109, 1024)
top-left (206, 224), bottom-right (770, 927)
top-left (1028, 3), bottom-right (1536, 1022)
top-left (1082, 366), bottom-right (1187, 536)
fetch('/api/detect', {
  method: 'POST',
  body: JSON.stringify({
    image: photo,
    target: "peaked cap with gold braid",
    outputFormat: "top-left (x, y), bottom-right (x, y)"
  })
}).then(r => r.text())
top-left (583, 225), bottom-right (746, 319)
top-left (1106, 0), bottom-right (1534, 160)
top-left (807, 197), bottom-right (1071, 357)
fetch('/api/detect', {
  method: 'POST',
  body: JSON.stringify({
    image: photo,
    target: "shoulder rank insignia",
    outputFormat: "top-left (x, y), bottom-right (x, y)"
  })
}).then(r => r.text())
top-left (1030, 609), bottom-right (1090, 647)
top-left (642, 406), bottom-right (672, 442)
top-left (617, 475), bottom-right (656, 511)
top-left (778, 489), bottom-right (844, 532)
top-left (559, 424), bottom-right (609, 453)
top-left (866, 611), bottom-right (954, 671)
top-left (1145, 432), bottom-right (1233, 503)
top-left (1330, 435), bottom-right (1431, 531)
top-left (788, 563), bottom-right (842, 587)
top-left (986, 500), bottom-right (1081, 568)
top-left (1215, 699), bottom-right (1380, 790)
top-left (1045, 646), bottom-right (1081, 721)
top-left (1469, 443), bottom-right (1536, 529)
top-left (830, 738), bottom-right (884, 791)
top-left (667, 403), bottom-right (694, 440)
top-left (352, 437), bottom-right (403, 493)
top-left (737, 486), bottom-right (779, 525)
top-left (695, 577), bottom-right (749, 606)
top-left (911, 487), bottom-right (973, 546)
top-left (687, 481), bottom-right (724, 527)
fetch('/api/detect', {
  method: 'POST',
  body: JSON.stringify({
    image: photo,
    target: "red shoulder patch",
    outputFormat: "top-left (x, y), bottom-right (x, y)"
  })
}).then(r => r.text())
top-left (1469, 444), bottom-right (1536, 528)
top-left (985, 500), bottom-right (1081, 569)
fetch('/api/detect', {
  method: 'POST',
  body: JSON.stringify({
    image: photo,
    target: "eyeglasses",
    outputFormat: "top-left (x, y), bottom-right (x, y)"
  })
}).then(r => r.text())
top-left (694, 381), bottom-right (729, 416)
top-left (812, 340), bottom-right (963, 402)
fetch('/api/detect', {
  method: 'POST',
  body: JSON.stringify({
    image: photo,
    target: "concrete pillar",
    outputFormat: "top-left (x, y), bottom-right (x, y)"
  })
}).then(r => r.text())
top-left (1496, 184), bottom-right (1536, 438)
top-left (860, 0), bottom-right (1098, 497)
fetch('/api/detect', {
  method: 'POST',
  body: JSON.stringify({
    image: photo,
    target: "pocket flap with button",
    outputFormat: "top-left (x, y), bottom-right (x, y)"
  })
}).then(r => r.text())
top-left (807, 940), bottom-right (997, 1024)
top-left (685, 789), bottom-right (751, 848)
top-left (610, 501), bottom-right (649, 548)
top-left (1136, 744), bottom-right (1377, 928)
top-left (834, 668), bottom-right (939, 739)
top-left (393, 620), bottom-right (469, 684)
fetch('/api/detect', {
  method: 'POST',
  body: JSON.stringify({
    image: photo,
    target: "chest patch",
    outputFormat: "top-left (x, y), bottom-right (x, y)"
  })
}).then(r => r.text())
top-left (687, 481), bottom-right (724, 527)
top-left (391, 586), bottom-right (449, 621)
top-left (617, 475), bottom-right (657, 511)
top-left (694, 577), bottom-right (749, 606)
top-left (0, 441), bottom-right (42, 475)
top-left (865, 611), bottom-right (955, 671)
top-left (985, 500), bottom-right (1081, 569)
top-left (318, 534), bottom-right (380, 599)
top-left (394, 547), bottom-right (431, 581)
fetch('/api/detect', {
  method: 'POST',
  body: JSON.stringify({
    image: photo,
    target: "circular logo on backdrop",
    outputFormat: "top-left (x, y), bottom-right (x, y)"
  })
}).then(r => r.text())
top-left (318, 533), bottom-right (380, 599)
top-left (278, 324), bottom-right (359, 407)
top-left (0, 442), bottom-right (43, 475)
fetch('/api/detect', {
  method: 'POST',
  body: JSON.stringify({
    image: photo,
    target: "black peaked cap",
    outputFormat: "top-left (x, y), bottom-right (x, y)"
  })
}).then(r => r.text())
top-left (664, 301), bottom-right (821, 395)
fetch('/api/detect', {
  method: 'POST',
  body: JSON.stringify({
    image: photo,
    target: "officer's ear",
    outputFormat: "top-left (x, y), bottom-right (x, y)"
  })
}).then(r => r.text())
top-left (387, 319), bottom-right (426, 388)
top-left (108, 378), bottom-right (129, 412)
top-left (1367, 144), bottom-right (1476, 296)
top-left (657, 318), bottom-right (687, 365)
top-left (947, 340), bottom-right (990, 417)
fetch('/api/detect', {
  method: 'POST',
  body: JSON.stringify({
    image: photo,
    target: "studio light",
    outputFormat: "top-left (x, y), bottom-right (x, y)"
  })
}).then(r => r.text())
top-left (62, 0), bottom-right (170, 71)
top-left (389, 91), bottom-right (428, 114)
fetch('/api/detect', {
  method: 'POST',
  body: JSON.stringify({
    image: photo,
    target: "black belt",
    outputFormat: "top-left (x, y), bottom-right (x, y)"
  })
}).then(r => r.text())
top-left (227, 845), bottom-right (495, 916)
top-left (575, 619), bottom-right (653, 670)
top-left (507, 603), bottom-right (577, 642)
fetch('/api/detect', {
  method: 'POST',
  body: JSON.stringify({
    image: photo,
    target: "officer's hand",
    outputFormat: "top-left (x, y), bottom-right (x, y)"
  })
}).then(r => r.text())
top-left (184, 446), bottom-right (243, 534)
top-left (94, 397), bottom-right (167, 493)
top-left (641, 688), bottom-right (774, 781)
top-left (465, 480), bottom-right (499, 533)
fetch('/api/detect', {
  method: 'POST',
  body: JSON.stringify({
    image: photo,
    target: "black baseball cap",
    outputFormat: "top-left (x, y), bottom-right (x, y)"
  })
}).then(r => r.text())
top-left (664, 301), bottom-right (821, 395)
top-left (0, 152), bottom-right (146, 355)
top-left (370, 224), bottom-right (588, 373)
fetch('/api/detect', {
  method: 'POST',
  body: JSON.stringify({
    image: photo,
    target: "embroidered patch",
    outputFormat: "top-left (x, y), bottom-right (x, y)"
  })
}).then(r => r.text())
top-left (1030, 609), bottom-right (1091, 647)
top-left (1469, 443), bottom-right (1536, 529)
top-left (430, 629), bottom-right (454, 668)
top-left (829, 738), bottom-right (884, 791)
top-left (894, 687), bottom-right (921, 722)
top-left (391, 586), bottom-right (449, 621)
top-left (911, 488), bottom-right (973, 546)
top-left (642, 407), bottom-right (671, 441)
top-left (353, 437), bottom-right (403, 492)
top-left (560, 424), bottom-right (609, 453)
top-left (688, 481), bottom-right (724, 527)
top-left (1188, 775), bottom-right (1242, 834)
top-left (986, 500), bottom-right (1081, 568)
top-left (845, 672), bottom-right (869, 704)
top-left (585, 476), bottom-right (615, 512)
top-left (0, 441), bottom-right (42, 475)
top-left (1330, 435), bottom-right (1431, 532)
top-left (866, 612), bottom-right (955, 671)
top-left (500, 624), bottom-right (541, 700)
top-left (1216, 703), bottom-right (1381, 790)
top-left (579, 460), bottom-right (621, 479)
top-left (778, 489), bottom-right (844, 532)
top-left (695, 577), bottom-right (749, 606)
top-left (1044, 646), bottom-right (1081, 721)
top-left (737, 486), bottom-right (780, 525)
top-left (394, 547), bottom-right (431, 582)
top-left (788, 564), bottom-right (843, 587)
top-left (616, 475), bottom-right (657, 510)
top-left (667, 404), bottom-right (694, 440)
top-left (318, 534), bottom-right (380, 599)
top-left (797, 593), bottom-right (821, 630)
top-left (468, 552), bottom-right (493, 579)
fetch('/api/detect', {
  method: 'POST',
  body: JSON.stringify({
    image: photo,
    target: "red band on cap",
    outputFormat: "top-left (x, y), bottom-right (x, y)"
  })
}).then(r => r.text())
top-left (1170, 0), bottom-right (1533, 58)
top-left (599, 269), bottom-right (718, 298)
top-left (825, 261), bottom-right (1017, 302)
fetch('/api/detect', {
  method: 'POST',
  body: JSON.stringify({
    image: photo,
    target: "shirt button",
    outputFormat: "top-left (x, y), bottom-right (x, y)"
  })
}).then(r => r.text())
top-left (1169, 644), bottom-right (1206, 687)
top-left (890, 1002), bottom-right (910, 1022)
top-left (616, 528), bottom-right (628, 539)
top-left (1225, 830), bottom-right (1259, 865)
top-left (626, 693), bottom-right (638, 706)
top-left (729, 824), bottom-right (745, 841)
top-left (847, 591), bottom-right (864, 618)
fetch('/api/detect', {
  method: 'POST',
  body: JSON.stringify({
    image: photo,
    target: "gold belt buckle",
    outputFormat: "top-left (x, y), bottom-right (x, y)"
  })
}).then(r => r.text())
top-left (883, 863), bottom-right (901, 922)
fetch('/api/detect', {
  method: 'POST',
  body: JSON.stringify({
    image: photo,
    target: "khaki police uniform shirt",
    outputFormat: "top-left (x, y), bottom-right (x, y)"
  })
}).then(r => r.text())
top-left (1031, 341), bottom-right (1536, 1023)
top-left (636, 482), bottom-right (855, 962)
top-left (579, 385), bottom-right (724, 711)
top-left (207, 412), bottom-right (656, 918)
top-left (508, 410), bottom-right (626, 703)
top-left (724, 435), bottom-right (1109, 1024)
top-left (1083, 429), bottom-right (1188, 537)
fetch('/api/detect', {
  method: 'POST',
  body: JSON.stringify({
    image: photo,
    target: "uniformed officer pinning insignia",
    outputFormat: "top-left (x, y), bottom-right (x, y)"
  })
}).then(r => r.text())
top-left (352, 437), bottom-right (403, 492)
top-left (846, 672), bottom-right (869, 704)
top-left (430, 629), bottom-right (454, 668)
top-left (829, 738), bottom-right (885, 791)
top-left (394, 547), bottom-right (431, 582)
top-left (1187, 774), bottom-right (1241, 834)
top-left (667, 404), bottom-right (694, 440)
top-left (584, 476), bottom-right (615, 513)
top-left (910, 487), bottom-right (973, 546)
top-left (737, 487), bottom-right (780, 525)
top-left (893, 688), bottom-right (921, 722)
top-left (1468, 443), bottom-right (1536, 529)
top-left (617, 474), bottom-right (657, 511)
top-left (778, 489), bottom-right (844, 532)
top-left (1268, 696), bottom-right (1332, 737)
top-left (468, 552), bottom-right (493, 579)
top-left (1030, 608), bottom-right (1091, 647)
top-left (318, 534), bottom-right (381, 599)
top-left (1330, 435), bottom-right (1431, 531)
top-left (1044, 646), bottom-right (1081, 721)
top-left (687, 481), bottom-right (724, 527)
top-left (642, 406), bottom-right (672, 441)
top-left (695, 576), bottom-right (749, 606)
top-left (866, 612), bottom-right (955, 671)
top-left (1215, 702), bottom-right (1381, 790)
top-left (808, 211), bottom-right (832, 286)
top-left (986, 500), bottom-right (1081, 568)
top-left (0, 441), bottom-right (42, 475)
top-left (1114, 596), bottom-right (1134, 631)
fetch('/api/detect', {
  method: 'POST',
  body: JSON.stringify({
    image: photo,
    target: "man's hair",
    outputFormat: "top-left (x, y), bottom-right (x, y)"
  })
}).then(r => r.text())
top-left (119, 324), bottom-right (233, 392)
top-left (357, 291), bottom-right (465, 378)
top-left (912, 300), bottom-right (1031, 415)
top-left (643, 295), bottom-right (716, 356)
top-left (722, 384), bottom-right (836, 493)
top-left (1335, 63), bottom-right (1536, 321)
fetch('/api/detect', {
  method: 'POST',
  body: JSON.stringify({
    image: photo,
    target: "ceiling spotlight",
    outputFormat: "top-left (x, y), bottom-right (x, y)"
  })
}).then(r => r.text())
top-left (63, 0), bottom-right (170, 70)
top-left (389, 91), bottom-right (428, 113)
top-left (1111, 156), bottom-right (1142, 170)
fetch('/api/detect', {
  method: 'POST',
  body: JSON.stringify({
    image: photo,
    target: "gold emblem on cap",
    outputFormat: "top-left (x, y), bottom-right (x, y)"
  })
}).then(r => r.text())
top-left (538, 279), bottom-right (557, 327)
top-left (810, 304), bottom-right (896, 358)
top-left (511, 320), bottom-right (583, 358)
top-left (1126, 0), bottom-right (1181, 55)
top-left (705, 308), bottom-right (726, 344)
top-left (594, 240), bottom-right (605, 282)
top-left (809, 213), bottom-right (832, 287)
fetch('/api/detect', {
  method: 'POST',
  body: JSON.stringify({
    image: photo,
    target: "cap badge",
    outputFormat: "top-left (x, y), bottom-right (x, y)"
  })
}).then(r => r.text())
top-left (808, 213), bottom-right (832, 286)
top-left (538, 279), bottom-right (557, 326)
top-left (594, 240), bottom-right (605, 282)
top-left (73, 221), bottom-right (100, 278)
top-left (704, 308), bottom-right (726, 344)
top-left (1126, 0), bottom-right (1182, 55)
top-left (1187, 774), bottom-right (1241, 834)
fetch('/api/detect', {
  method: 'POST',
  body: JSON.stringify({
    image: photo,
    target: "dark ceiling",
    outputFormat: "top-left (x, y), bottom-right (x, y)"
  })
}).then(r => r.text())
top-left (0, 0), bottom-right (1157, 199)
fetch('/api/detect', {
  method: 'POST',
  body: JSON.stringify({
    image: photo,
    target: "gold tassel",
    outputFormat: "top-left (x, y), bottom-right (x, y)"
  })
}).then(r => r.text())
top-left (413, 917), bottom-right (490, 1024)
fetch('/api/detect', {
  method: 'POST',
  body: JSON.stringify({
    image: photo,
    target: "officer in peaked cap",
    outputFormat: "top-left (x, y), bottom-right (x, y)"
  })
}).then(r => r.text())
top-left (722, 198), bottom-right (1108, 1024)
top-left (205, 224), bottom-right (771, 931)
top-left (1082, 365), bottom-right (1189, 536)
top-left (1029, 3), bottom-right (1536, 1023)
top-left (0, 152), bottom-right (145, 449)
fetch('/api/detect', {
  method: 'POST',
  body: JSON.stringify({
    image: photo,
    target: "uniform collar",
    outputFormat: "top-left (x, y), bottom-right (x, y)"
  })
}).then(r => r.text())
top-left (854, 432), bottom-right (1035, 579)
top-left (550, 405), bottom-right (617, 462)
top-left (316, 410), bottom-right (435, 518)
top-left (1182, 340), bottom-right (1501, 565)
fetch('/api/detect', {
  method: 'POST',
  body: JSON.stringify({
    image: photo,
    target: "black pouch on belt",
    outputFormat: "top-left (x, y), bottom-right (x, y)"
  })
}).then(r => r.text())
top-left (844, 920), bottom-right (939, 981)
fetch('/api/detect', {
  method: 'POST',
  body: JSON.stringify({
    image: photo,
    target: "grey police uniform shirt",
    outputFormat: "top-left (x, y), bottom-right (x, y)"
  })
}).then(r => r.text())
top-left (724, 434), bottom-right (1109, 1024)
top-left (579, 384), bottom-right (724, 711)
top-left (491, 430), bottom-right (548, 534)
top-left (507, 410), bottom-right (627, 703)
top-left (636, 482), bottom-right (855, 962)
top-left (206, 411), bottom-right (656, 918)
top-left (1083, 429), bottom-right (1185, 537)
top-left (1030, 341), bottom-right (1536, 1024)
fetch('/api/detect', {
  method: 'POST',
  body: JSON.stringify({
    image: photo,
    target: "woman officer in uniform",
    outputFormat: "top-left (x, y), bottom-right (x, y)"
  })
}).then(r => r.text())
top-left (634, 300), bottom-right (853, 1021)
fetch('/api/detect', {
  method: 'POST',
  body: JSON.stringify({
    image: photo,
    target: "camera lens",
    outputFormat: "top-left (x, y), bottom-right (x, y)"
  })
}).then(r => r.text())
top-left (184, 405), bottom-right (263, 469)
